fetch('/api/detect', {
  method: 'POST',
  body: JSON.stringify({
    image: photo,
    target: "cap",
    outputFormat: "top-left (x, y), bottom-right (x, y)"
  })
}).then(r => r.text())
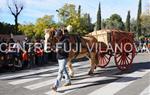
top-left (66, 25), bottom-right (73, 32)
top-left (54, 29), bottom-right (63, 37)
top-left (44, 29), bottom-right (50, 34)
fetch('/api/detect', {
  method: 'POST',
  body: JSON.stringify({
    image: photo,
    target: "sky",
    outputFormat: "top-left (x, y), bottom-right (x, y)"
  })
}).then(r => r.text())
top-left (0, 0), bottom-right (149, 24)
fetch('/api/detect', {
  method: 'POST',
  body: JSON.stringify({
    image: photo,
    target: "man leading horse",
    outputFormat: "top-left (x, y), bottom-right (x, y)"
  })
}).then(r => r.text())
top-left (44, 27), bottom-right (98, 91)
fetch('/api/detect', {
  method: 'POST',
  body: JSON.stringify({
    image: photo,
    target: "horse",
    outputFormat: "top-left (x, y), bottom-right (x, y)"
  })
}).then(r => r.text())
top-left (44, 28), bottom-right (98, 77)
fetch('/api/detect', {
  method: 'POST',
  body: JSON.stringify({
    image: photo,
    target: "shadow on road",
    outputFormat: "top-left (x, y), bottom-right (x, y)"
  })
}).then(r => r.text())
top-left (58, 61), bottom-right (150, 92)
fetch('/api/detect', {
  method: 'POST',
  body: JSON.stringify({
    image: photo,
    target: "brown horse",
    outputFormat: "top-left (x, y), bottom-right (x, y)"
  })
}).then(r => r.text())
top-left (44, 28), bottom-right (98, 77)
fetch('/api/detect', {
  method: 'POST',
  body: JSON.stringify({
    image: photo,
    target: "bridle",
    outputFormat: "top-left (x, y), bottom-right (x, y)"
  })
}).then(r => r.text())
top-left (47, 29), bottom-right (58, 51)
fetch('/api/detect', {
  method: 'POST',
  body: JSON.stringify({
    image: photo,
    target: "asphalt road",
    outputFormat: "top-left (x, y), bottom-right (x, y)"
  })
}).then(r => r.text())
top-left (0, 53), bottom-right (150, 95)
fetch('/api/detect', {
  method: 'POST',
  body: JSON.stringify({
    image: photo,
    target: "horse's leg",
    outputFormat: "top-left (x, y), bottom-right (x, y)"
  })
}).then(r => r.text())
top-left (67, 60), bottom-right (74, 78)
top-left (88, 52), bottom-right (97, 75)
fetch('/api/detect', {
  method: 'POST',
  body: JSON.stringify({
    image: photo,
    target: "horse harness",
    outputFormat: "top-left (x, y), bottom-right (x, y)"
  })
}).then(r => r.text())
top-left (67, 35), bottom-right (89, 59)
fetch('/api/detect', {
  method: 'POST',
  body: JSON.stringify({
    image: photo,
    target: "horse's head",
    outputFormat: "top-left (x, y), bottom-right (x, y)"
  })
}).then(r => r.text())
top-left (44, 28), bottom-right (58, 51)
top-left (44, 28), bottom-right (56, 42)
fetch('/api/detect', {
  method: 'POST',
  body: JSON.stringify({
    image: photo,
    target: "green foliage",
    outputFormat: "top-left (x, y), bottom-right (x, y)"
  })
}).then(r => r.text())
top-left (130, 14), bottom-right (150, 39)
top-left (79, 13), bottom-right (93, 34)
top-left (126, 11), bottom-right (131, 32)
top-left (19, 24), bottom-right (35, 39)
top-left (105, 14), bottom-right (125, 30)
top-left (34, 15), bottom-right (55, 38)
top-left (141, 14), bottom-right (150, 36)
top-left (78, 5), bottom-right (81, 17)
top-left (101, 19), bottom-right (106, 29)
top-left (4, 2), bottom-right (150, 40)
top-left (87, 14), bottom-right (93, 32)
top-left (130, 19), bottom-right (137, 32)
top-left (19, 15), bottom-right (56, 39)
top-left (57, 3), bottom-right (93, 35)
top-left (137, 0), bottom-right (142, 37)
top-left (96, 2), bottom-right (101, 30)
top-left (0, 22), bottom-right (15, 34)
top-left (57, 3), bottom-right (76, 25)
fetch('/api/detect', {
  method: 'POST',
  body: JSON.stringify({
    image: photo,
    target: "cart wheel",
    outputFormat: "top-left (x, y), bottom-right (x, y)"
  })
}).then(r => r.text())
top-left (114, 38), bottom-right (136, 71)
top-left (98, 42), bottom-right (112, 68)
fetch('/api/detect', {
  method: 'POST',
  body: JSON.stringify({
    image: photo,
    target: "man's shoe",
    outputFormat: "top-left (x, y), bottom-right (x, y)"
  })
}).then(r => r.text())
top-left (51, 86), bottom-right (57, 91)
top-left (63, 82), bottom-right (71, 86)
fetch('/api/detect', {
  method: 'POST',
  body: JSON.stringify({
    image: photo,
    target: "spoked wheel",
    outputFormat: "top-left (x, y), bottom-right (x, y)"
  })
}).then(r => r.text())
top-left (98, 42), bottom-right (112, 68)
top-left (98, 53), bottom-right (111, 68)
top-left (114, 37), bottom-right (136, 71)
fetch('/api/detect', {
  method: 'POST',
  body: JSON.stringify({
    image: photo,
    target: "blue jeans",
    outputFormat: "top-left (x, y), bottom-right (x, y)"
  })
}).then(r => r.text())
top-left (54, 59), bottom-right (71, 88)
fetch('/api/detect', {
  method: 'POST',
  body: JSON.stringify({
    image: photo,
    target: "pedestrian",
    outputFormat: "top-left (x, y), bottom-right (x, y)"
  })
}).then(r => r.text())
top-left (28, 40), bottom-right (35, 68)
top-left (51, 29), bottom-right (71, 91)
top-left (13, 40), bottom-right (22, 68)
top-left (22, 37), bottom-right (30, 69)
top-left (35, 39), bottom-right (43, 66)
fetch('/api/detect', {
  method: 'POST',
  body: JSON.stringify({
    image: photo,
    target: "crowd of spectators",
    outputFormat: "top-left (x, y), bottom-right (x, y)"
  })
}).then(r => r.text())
top-left (135, 38), bottom-right (150, 53)
top-left (0, 37), bottom-right (56, 72)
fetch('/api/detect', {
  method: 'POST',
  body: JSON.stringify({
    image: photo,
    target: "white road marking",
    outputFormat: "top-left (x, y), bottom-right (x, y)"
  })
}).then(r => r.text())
top-left (39, 71), bottom-right (88, 78)
top-left (38, 64), bottom-right (89, 77)
top-left (7, 61), bottom-right (89, 87)
top-left (24, 79), bottom-right (56, 90)
top-left (0, 68), bottom-right (58, 80)
top-left (39, 74), bottom-right (54, 77)
top-left (88, 69), bottom-right (150, 95)
top-left (0, 61), bottom-right (88, 80)
top-left (45, 70), bottom-right (118, 95)
top-left (140, 84), bottom-right (150, 95)
top-left (24, 71), bottom-right (89, 90)
top-left (9, 78), bottom-right (41, 85)
top-left (45, 77), bottom-right (115, 95)
top-left (45, 71), bottom-right (89, 95)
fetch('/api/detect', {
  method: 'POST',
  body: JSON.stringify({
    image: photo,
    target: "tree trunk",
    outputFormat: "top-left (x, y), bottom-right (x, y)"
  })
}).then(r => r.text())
top-left (15, 16), bottom-right (18, 34)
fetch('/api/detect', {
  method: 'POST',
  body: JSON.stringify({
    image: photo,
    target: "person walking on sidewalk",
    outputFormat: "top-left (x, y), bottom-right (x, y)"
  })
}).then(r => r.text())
top-left (51, 29), bottom-right (71, 91)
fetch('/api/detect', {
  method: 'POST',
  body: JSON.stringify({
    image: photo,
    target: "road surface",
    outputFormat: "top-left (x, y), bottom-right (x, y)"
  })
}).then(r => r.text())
top-left (0, 53), bottom-right (150, 95)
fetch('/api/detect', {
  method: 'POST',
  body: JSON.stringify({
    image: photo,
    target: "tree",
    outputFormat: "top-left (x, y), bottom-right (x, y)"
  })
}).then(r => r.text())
top-left (101, 19), bottom-right (106, 29)
top-left (130, 18), bottom-right (137, 33)
top-left (79, 13), bottom-right (93, 34)
top-left (0, 22), bottom-right (15, 34)
top-left (96, 2), bottom-right (101, 30)
top-left (8, 0), bottom-right (24, 34)
top-left (78, 5), bottom-right (81, 18)
top-left (34, 15), bottom-right (55, 38)
top-left (105, 14), bottom-right (125, 30)
top-left (144, 1), bottom-right (150, 15)
top-left (19, 15), bottom-right (56, 39)
top-left (137, 0), bottom-right (142, 37)
top-left (57, 3), bottom-right (76, 25)
top-left (141, 14), bottom-right (150, 36)
top-left (19, 23), bottom-right (35, 39)
top-left (57, 3), bottom-right (93, 35)
top-left (126, 11), bottom-right (131, 32)
top-left (87, 14), bottom-right (93, 32)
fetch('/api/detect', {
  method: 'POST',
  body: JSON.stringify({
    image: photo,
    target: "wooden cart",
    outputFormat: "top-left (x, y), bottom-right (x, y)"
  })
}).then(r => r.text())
top-left (89, 30), bottom-right (136, 71)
